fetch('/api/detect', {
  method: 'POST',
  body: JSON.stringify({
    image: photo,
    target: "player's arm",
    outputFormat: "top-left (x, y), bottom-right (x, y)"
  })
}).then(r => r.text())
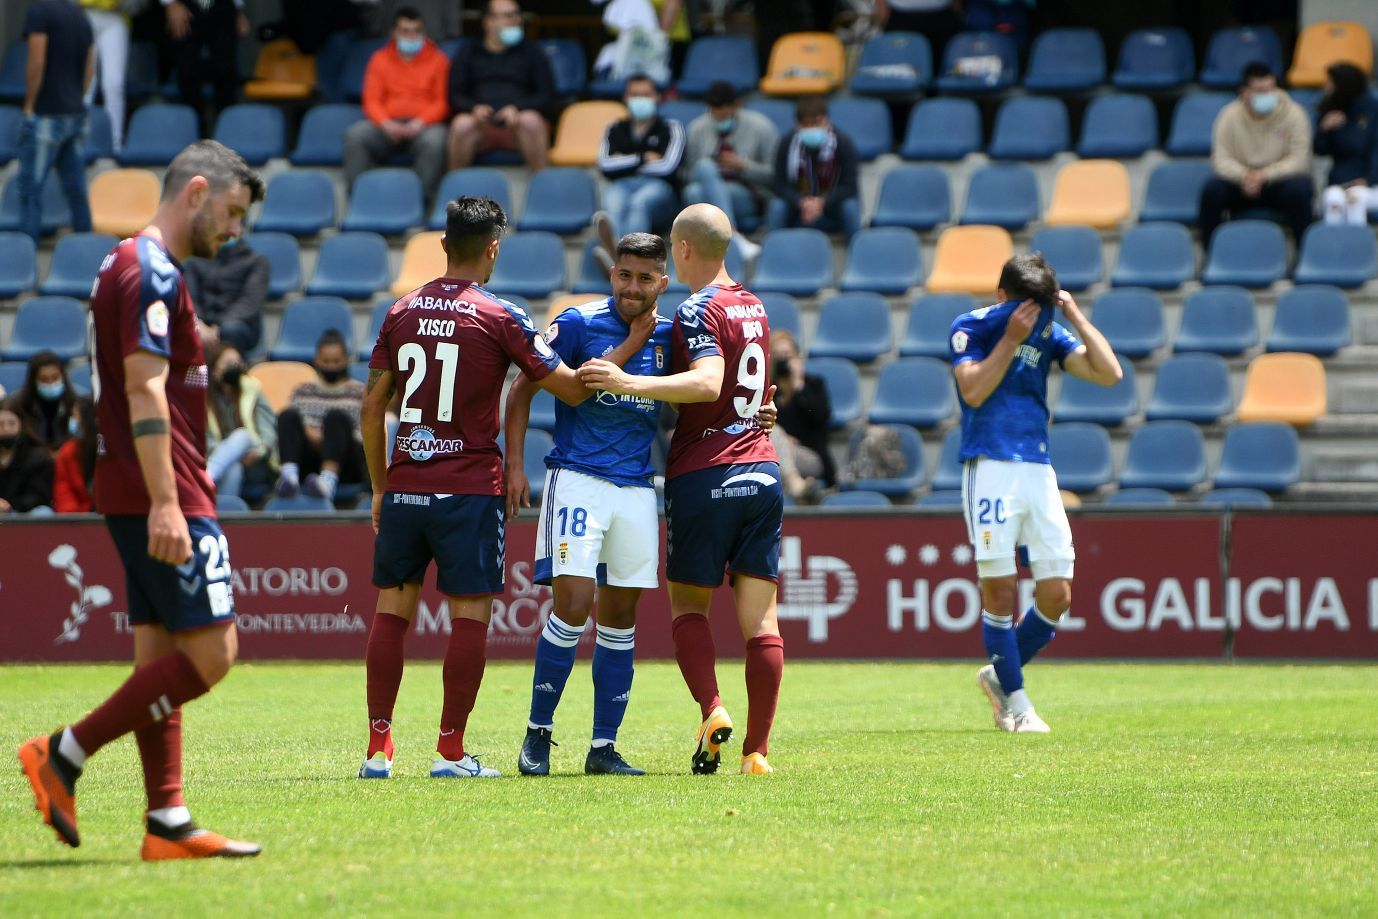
top-left (23, 32), bottom-right (46, 115)
top-left (529, 308), bottom-right (658, 407)
top-left (1055, 290), bottom-right (1123, 387)
top-left (578, 354), bottom-right (724, 403)
top-left (952, 300), bottom-right (1037, 409)
top-left (502, 373), bottom-right (536, 520)
top-left (361, 368), bottom-right (395, 534)
top-left (124, 350), bottom-right (191, 564)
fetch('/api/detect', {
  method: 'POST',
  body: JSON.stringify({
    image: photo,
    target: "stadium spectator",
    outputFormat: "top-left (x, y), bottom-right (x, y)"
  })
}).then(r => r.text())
top-left (184, 236), bottom-right (270, 354)
top-left (1200, 62), bottom-right (1314, 243)
top-left (344, 6), bottom-right (451, 197)
top-left (13, 351), bottom-right (77, 453)
top-left (446, 0), bottom-right (555, 173)
top-left (770, 329), bottom-right (835, 497)
top-left (164, 0), bottom-right (250, 134)
top-left (17, 0), bottom-right (94, 244)
top-left (596, 74), bottom-right (685, 239)
top-left (52, 396), bottom-right (96, 513)
top-left (0, 401), bottom-right (54, 514)
top-left (1315, 62), bottom-right (1378, 226)
top-left (874, 0), bottom-right (963, 66)
top-left (767, 95), bottom-right (861, 239)
top-left (80, 0), bottom-right (130, 151)
top-left (275, 330), bottom-right (367, 502)
top-left (682, 81), bottom-right (777, 262)
top-left (205, 342), bottom-right (277, 503)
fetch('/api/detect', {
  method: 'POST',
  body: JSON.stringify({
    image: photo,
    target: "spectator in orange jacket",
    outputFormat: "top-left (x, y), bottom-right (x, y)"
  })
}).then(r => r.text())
top-left (52, 396), bottom-right (95, 513)
top-left (343, 6), bottom-right (450, 196)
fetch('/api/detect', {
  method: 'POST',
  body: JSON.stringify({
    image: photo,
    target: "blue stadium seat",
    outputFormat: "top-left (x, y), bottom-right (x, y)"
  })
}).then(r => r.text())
top-left (936, 32), bottom-right (1018, 93)
top-left (67, 362), bottom-right (91, 396)
top-left (1145, 353), bottom-right (1233, 423)
top-left (1111, 222), bottom-right (1195, 289)
top-left (868, 357), bottom-right (953, 428)
top-left (959, 164), bottom-right (1039, 230)
top-left (489, 232), bottom-right (566, 299)
top-left (1139, 160), bottom-right (1213, 225)
top-left (518, 168), bottom-right (597, 234)
top-left (244, 232), bottom-right (302, 299)
top-left (1200, 26), bottom-right (1282, 89)
top-left (213, 104), bottom-right (286, 165)
top-left (0, 105), bottom-right (19, 165)
top-left (851, 32), bottom-right (932, 96)
top-left (918, 490), bottom-right (964, 507)
top-left (340, 38), bottom-right (387, 102)
top-left (869, 165), bottom-right (950, 231)
top-left (1119, 420), bottom-right (1207, 491)
top-left (360, 297), bottom-right (393, 360)
top-left (0, 173), bottom-right (69, 237)
top-left (216, 494), bottom-right (250, 513)
top-left (759, 292), bottom-right (801, 340)
top-left (659, 100), bottom-right (707, 129)
top-left (1293, 224), bottom-right (1377, 288)
top-left (829, 96), bottom-right (893, 161)
top-left (571, 238), bottom-right (612, 295)
top-left (118, 104), bottom-right (199, 166)
top-left (809, 293), bottom-right (893, 362)
top-left (808, 357), bottom-right (862, 428)
top-left (523, 430), bottom-right (556, 500)
top-left (1029, 226), bottom-right (1102, 291)
top-left (305, 232), bottom-right (390, 299)
top-left (290, 104), bottom-right (364, 166)
top-left (1104, 487), bottom-right (1177, 507)
top-left (753, 228), bottom-right (833, 295)
top-left (931, 428), bottom-right (963, 492)
top-left (343, 168), bottom-right (423, 235)
top-left (821, 490), bottom-right (891, 508)
top-left (430, 168), bottom-right (511, 230)
top-left (40, 233), bottom-right (118, 298)
top-left (1164, 92), bottom-right (1232, 157)
top-left (1174, 286), bottom-right (1258, 355)
top-left (1091, 288), bottom-right (1166, 357)
top-left (2, 296), bottom-right (87, 361)
top-left (0, 360), bottom-right (26, 395)
top-left (1202, 220), bottom-right (1287, 288)
top-left (1213, 422), bottom-right (1299, 492)
top-left (269, 297), bottom-right (353, 362)
top-left (542, 39), bottom-right (588, 98)
top-left (843, 424), bottom-right (924, 496)
top-left (265, 493), bottom-right (335, 512)
top-left (1200, 487), bottom-right (1273, 508)
top-left (1049, 422), bottom-right (1113, 492)
top-left (839, 227), bottom-right (922, 294)
top-left (988, 96), bottom-right (1069, 161)
top-left (743, 98), bottom-right (795, 137)
top-left (0, 230), bottom-right (36, 297)
top-left (1053, 356), bottom-right (1137, 425)
top-left (0, 42), bottom-right (27, 103)
top-left (529, 388), bottom-right (558, 432)
top-left (900, 97), bottom-right (981, 160)
top-left (899, 293), bottom-right (976, 359)
top-left (1267, 285), bottom-right (1350, 356)
top-left (1077, 94), bottom-right (1158, 158)
top-left (678, 35), bottom-right (759, 97)
top-left (84, 107), bottom-right (114, 162)
top-left (1023, 28), bottom-right (1105, 92)
top-left (1112, 27), bottom-right (1194, 90)
top-left (254, 171), bottom-right (336, 236)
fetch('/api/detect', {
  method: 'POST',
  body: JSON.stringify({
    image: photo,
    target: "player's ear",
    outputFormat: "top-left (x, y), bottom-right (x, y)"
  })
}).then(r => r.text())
top-left (657, 272), bottom-right (668, 294)
top-left (186, 175), bottom-right (209, 209)
top-left (996, 287), bottom-right (1008, 302)
top-left (438, 234), bottom-right (448, 258)
top-left (486, 237), bottom-right (501, 262)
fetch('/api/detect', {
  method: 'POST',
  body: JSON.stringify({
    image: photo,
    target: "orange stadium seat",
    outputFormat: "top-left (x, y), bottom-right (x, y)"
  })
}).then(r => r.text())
top-left (1237, 352), bottom-right (1327, 426)
top-left (391, 231), bottom-right (446, 296)
top-left (89, 168), bottom-right (159, 238)
top-left (1287, 21), bottom-right (1372, 86)
top-left (548, 101), bottom-right (627, 167)
top-left (244, 39), bottom-right (316, 101)
top-left (1044, 159), bottom-right (1131, 229)
top-left (544, 292), bottom-right (593, 329)
top-left (248, 360), bottom-right (317, 413)
top-left (759, 32), bottom-right (845, 96)
top-left (926, 225), bottom-right (1013, 296)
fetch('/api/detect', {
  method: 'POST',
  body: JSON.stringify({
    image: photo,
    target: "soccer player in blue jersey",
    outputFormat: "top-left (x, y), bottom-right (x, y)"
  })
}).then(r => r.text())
top-left (950, 253), bottom-right (1120, 733)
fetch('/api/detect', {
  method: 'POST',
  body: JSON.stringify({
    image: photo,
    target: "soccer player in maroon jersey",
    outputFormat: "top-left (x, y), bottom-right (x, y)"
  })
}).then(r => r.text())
top-left (18, 140), bottom-right (264, 859)
top-left (580, 203), bottom-right (784, 775)
top-left (357, 197), bottom-right (655, 779)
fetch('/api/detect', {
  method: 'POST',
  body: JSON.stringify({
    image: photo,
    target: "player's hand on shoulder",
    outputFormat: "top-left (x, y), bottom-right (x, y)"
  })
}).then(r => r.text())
top-left (756, 384), bottom-right (778, 432)
top-left (505, 465), bottom-right (531, 520)
top-left (578, 358), bottom-right (631, 393)
top-left (1003, 299), bottom-right (1039, 343)
top-left (148, 502), bottom-right (192, 565)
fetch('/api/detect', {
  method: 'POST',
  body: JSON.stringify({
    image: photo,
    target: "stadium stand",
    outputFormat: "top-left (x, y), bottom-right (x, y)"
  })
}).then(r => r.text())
top-left (305, 233), bottom-right (391, 300)
top-left (839, 227), bottom-right (923, 294)
top-left (1164, 92), bottom-right (1232, 157)
top-left (212, 104), bottom-right (287, 165)
top-left (1104, 487), bottom-right (1177, 507)
top-left (988, 96), bottom-right (1069, 161)
top-left (665, 245), bottom-right (744, 298)
top-left (829, 96), bottom-right (893, 161)
top-left (89, 168), bottom-right (160, 239)
top-left (1286, 20), bottom-right (1372, 87)
top-left (254, 170), bottom-right (336, 236)
top-left (1052, 357), bottom-right (1137, 426)
top-left (658, 100), bottom-right (706, 129)
top-left (84, 108), bottom-right (114, 162)
top-left (529, 388), bottom-right (558, 432)
top-left (900, 97), bottom-right (981, 160)
top-left (930, 428), bottom-right (963, 492)
top-left (339, 37), bottom-right (387, 102)
top-left (0, 42), bottom-right (26, 103)
top-left (430, 169), bottom-right (511, 229)
top-left (290, 104), bottom-right (363, 167)
top-left (869, 165), bottom-right (950, 231)
top-left (524, 430), bottom-right (556, 500)
top-left (1200, 488), bottom-right (1273, 508)
top-left (342, 169), bottom-right (424, 235)
top-left (678, 35), bottom-right (759, 97)
top-left (1174, 287), bottom-right (1259, 355)
top-left (1028, 226), bottom-right (1103, 291)
top-left (959, 164), bottom-right (1040, 230)
top-left (0, 231), bottom-right (36, 298)
top-left (0, 105), bottom-right (19, 165)
top-left (900, 293), bottom-right (976, 359)
top-left (759, 32), bottom-right (845, 96)
top-left (360, 297), bottom-right (392, 360)
top-left (1023, 28), bottom-right (1105, 92)
top-left (1293, 224), bottom-right (1378, 288)
top-left (572, 238), bottom-right (613, 295)
top-left (936, 31), bottom-right (1018, 93)
top-left (269, 297), bottom-right (353, 362)
top-left (809, 293), bottom-right (893, 363)
top-left (753, 228), bottom-right (834, 296)
top-left (759, 292), bottom-right (802, 340)
top-left (39, 233), bottom-right (118, 298)
top-left (118, 104), bottom-right (199, 166)
top-left (1110, 222), bottom-right (1195, 289)
top-left (216, 494), bottom-right (251, 513)
top-left (3, 297), bottom-right (87, 362)
top-left (242, 38), bottom-right (316, 101)
top-left (841, 425), bottom-right (924, 497)
top-left (821, 490), bottom-right (891, 508)
top-left (1044, 160), bottom-right (1131, 229)
top-left (542, 39), bottom-right (588, 98)
top-left (1090, 288), bottom-right (1166, 357)
top-left (244, 232), bottom-right (303, 299)
top-left (0, 361), bottom-right (26, 395)
top-left (1139, 160), bottom-right (1213, 225)
top-left (1119, 420), bottom-right (1208, 492)
top-left (808, 357), bottom-right (862, 428)
top-left (548, 101), bottom-right (627, 167)
top-left (850, 32), bottom-right (931, 97)
top-left (744, 98), bottom-right (796, 136)
top-left (1049, 422), bottom-right (1114, 493)
top-left (0, 174), bottom-right (68, 236)
top-left (867, 357), bottom-right (954, 428)
top-left (1266, 286), bottom-right (1351, 355)
top-left (1144, 353), bottom-right (1234, 424)
top-left (1077, 94), bottom-right (1158, 158)
top-left (917, 490), bottom-right (963, 507)
top-left (515, 168), bottom-right (597, 234)
top-left (1200, 26), bottom-right (1282, 88)
top-left (927, 225), bottom-right (1012, 295)
top-left (266, 493), bottom-right (335, 512)
top-left (489, 232), bottom-right (566, 299)
top-left (1213, 423), bottom-right (1301, 492)
top-left (1202, 220), bottom-right (1287, 288)
top-left (1237, 353), bottom-right (1327, 427)
top-left (1112, 27), bottom-right (1195, 90)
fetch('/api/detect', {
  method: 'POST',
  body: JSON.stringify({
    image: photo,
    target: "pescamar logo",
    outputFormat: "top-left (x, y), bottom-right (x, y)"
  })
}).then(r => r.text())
top-left (48, 545), bottom-right (113, 644)
top-left (777, 536), bottom-right (857, 641)
top-left (398, 426), bottom-right (464, 461)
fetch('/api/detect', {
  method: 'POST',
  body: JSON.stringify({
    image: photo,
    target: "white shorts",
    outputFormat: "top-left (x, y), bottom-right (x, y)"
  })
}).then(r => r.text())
top-left (534, 467), bottom-right (659, 588)
top-left (961, 457), bottom-right (1075, 581)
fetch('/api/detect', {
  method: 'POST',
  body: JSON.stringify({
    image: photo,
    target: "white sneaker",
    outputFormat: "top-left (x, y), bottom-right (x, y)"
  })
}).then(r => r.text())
top-left (358, 751), bottom-right (392, 779)
top-left (430, 753), bottom-right (500, 778)
top-left (1011, 708), bottom-right (1051, 734)
top-left (977, 665), bottom-right (1015, 732)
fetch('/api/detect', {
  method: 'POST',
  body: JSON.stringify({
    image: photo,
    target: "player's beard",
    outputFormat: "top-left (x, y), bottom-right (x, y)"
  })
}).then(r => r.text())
top-left (615, 293), bottom-right (657, 320)
top-left (188, 204), bottom-right (224, 259)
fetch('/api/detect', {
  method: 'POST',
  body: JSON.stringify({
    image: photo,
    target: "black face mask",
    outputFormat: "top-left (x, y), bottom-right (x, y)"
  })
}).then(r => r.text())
top-left (220, 365), bottom-right (244, 387)
top-left (0, 434), bottom-right (20, 450)
top-left (318, 367), bottom-right (348, 384)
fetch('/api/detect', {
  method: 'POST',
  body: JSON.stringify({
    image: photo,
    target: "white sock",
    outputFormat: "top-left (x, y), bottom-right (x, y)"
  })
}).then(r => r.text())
top-left (319, 469), bottom-right (339, 498)
top-left (280, 462), bottom-right (299, 484)
top-left (527, 721), bottom-right (553, 731)
top-left (590, 738), bottom-right (613, 748)
top-left (1008, 689), bottom-right (1033, 715)
top-left (148, 805), bottom-right (191, 828)
top-left (58, 728), bottom-right (86, 769)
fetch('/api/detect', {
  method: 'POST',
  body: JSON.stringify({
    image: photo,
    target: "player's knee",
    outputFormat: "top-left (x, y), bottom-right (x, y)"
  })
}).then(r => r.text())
top-left (1035, 580), bottom-right (1072, 618)
top-left (185, 632), bottom-right (237, 687)
top-left (980, 576), bottom-right (1018, 615)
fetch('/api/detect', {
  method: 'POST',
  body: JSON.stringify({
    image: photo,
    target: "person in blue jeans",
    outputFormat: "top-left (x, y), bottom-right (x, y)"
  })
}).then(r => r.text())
top-left (18, 0), bottom-right (95, 243)
top-left (596, 74), bottom-right (685, 238)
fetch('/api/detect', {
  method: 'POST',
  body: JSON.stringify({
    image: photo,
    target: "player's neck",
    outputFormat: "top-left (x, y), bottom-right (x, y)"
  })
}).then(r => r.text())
top-left (444, 263), bottom-right (486, 285)
top-left (143, 217), bottom-right (190, 262)
top-left (685, 267), bottom-right (734, 294)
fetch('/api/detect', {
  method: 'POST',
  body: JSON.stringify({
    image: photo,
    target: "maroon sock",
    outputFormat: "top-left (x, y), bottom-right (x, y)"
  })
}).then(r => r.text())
top-left (134, 708), bottom-right (184, 811)
top-left (366, 612), bottom-right (409, 755)
top-left (671, 613), bottom-right (721, 719)
top-left (437, 618), bottom-right (488, 761)
top-left (742, 634), bottom-right (784, 757)
top-left (71, 651), bottom-right (209, 757)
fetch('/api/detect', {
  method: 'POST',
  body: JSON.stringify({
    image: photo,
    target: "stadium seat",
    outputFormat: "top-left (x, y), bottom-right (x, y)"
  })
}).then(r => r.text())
top-left (385, 231), bottom-right (443, 298)
top-left (917, 490), bottom-right (964, 507)
top-left (759, 32), bottom-right (845, 96)
top-left (758, 292), bottom-right (801, 340)
top-left (1028, 226), bottom-right (1103, 291)
top-left (1200, 487), bottom-right (1273, 508)
top-left (306, 232), bottom-right (390, 300)
top-left (935, 31), bottom-right (1018, 93)
top-left (0, 173), bottom-right (69, 236)
top-left (1049, 422), bottom-right (1114, 493)
top-left (899, 97), bottom-right (981, 161)
top-left (0, 230), bottom-right (36, 297)
top-left (359, 297), bottom-right (392, 359)
top-left (659, 100), bottom-right (706, 129)
top-left (1213, 422), bottom-right (1300, 491)
top-left (0, 42), bottom-right (27, 103)
top-left (4, 296), bottom-right (87, 361)
top-left (1237, 352), bottom-right (1326, 426)
top-left (216, 494), bottom-right (250, 513)
top-left (753, 228), bottom-right (833, 295)
top-left (343, 168), bottom-right (423, 235)
top-left (743, 98), bottom-right (796, 137)
top-left (39, 232), bottom-right (117, 298)
top-left (255, 171), bottom-right (336, 236)
top-left (1293, 224), bottom-right (1377, 288)
top-left (869, 165), bottom-right (950, 231)
top-left (1077, 94), bottom-right (1158, 158)
top-left (489, 232), bottom-right (566, 299)
top-left (244, 232), bottom-right (302, 299)
top-left (1287, 20), bottom-right (1372, 87)
top-left (243, 38), bottom-right (316, 101)
top-left (83, 107), bottom-right (114, 162)
top-left (528, 387), bottom-right (558, 433)
top-left (549, 101), bottom-right (627, 167)
top-left (899, 293), bottom-right (976, 358)
top-left (571, 238), bottom-right (613, 295)
top-left (927, 225), bottom-right (1012, 295)
top-left (523, 430), bottom-right (556, 501)
top-left (1139, 160), bottom-right (1213, 225)
top-left (1118, 420), bottom-right (1207, 491)
top-left (959, 164), bottom-right (1039, 230)
top-left (1201, 26), bottom-right (1283, 88)
top-left (246, 360), bottom-right (316, 412)
top-left (1164, 92), bottom-right (1232, 157)
top-left (89, 168), bottom-right (159, 239)
top-left (829, 96), bottom-right (892, 161)
top-left (1023, 28), bottom-right (1105, 92)
top-left (269, 297), bottom-right (353, 362)
top-left (821, 490), bottom-right (891, 508)
top-left (430, 170), bottom-right (511, 231)
top-left (1043, 160), bottom-right (1131, 229)
top-left (1202, 220), bottom-right (1286, 288)
top-left (1112, 27), bottom-right (1194, 90)
top-left (542, 39), bottom-right (588, 98)
top-left (118, 104), bottom-right (198, 166)
top-left (265, 493), bottom-right (335, 512)
top-left (809, 294), bottom-right (893, 363)
top-left (839, 227), bottom-right (922, 294)
top-left (1053, 356), bottom-right (1137, 425)
top-left (850, 32), bottom-right (932, 96)
top-left (339, 37), bottom-right (387, 102)
top-left (808, 357), bottom-right (862, 428)
top-left (987, 96), bottom-right (1069, 161)
top-left (0, 361), bottom-right (27, 396)
top-left (1089, 288), bottom-right (1166, 357)
top-left (930, 428), bottom-right (963, 492)
top-left (1145, 353), bottom-right (1233, 424)
top-left (1267, 285), bottom-right (1350, 355)
top-left (842, 424), bottom-right (924, 496)
top-left (1104, 487), bottom-right (1176, 507)
top-left (678, 35), bottom-right (759, 97)
top-left (868, 357), bottom-right (953, 428)
top-left (65, 362), bottom-right (91, 397)
top-left (517, 168), bottom-right (598, 234)
top-left (1110, 222), bottom-right (1195, 289)
top-left (1174, 286), bottom-right (1258, 355)
top-left (0, 105), bottom-right (19, 165)
top-left (212, 104), bottom-right (286, 165)
top-left (290, 104), bottom-right (364, 166)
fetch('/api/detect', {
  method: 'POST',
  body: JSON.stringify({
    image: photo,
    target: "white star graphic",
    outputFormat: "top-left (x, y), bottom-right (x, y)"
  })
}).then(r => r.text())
top-left (951, 544), bottom-right (974, 565)
top-left (918, 544), bottom-right (940, 566)
top-left (885, 544), bottom-right (907, 567)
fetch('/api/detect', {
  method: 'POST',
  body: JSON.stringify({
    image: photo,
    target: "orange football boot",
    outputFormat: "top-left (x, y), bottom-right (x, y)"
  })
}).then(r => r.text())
top-left (18, 733), bottom-right (79, 848)
top-left (141, 822), bottom-right (262, 861)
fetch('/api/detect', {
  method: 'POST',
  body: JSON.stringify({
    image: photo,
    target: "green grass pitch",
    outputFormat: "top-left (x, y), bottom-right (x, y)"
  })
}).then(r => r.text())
top-left (2, 661), bottom-right (1376, 916)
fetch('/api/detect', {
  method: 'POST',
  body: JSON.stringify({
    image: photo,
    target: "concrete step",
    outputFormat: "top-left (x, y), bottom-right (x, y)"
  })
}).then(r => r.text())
top-left (1284, 481), bottom-right (1378, 502)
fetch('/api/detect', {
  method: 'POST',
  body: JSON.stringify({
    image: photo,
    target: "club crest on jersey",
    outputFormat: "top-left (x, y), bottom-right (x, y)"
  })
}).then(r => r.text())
top-left (654, 345), bottom-right (664, 368)
top-left (397, 426), bottom-right (464, 461)
top-left (146, 300), bottom-right (170, 337)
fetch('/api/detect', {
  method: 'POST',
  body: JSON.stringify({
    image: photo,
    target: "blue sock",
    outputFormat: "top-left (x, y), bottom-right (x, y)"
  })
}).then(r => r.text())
top-left (591, 624), bottom-right (635, 746)
top-left (1016, 606), bottom-right (1059, 665)
top-left (528, 616), bottom-right (582, 729)
top-left (981, 610), bottom-right (1023, 694)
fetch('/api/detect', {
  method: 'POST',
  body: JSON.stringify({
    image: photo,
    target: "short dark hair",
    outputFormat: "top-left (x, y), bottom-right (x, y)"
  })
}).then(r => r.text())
top-left (394, 5), bottom-right (423, 22)
top-left (795, 95), bottom-right (827, 123)
top-left (614, 232), bottom-right (667, 268)
top-left (1241, 61), bottom-right (1275, 85)
top-left (445, 196), bottom-right (508, 262)
top-left (162, 140), bottom-right (265, 204)
top-left (625, 73), bottom-right (656, 93)
top-left (998, 253), bottom-right (1059, 304)
top-left (705, 82), bottom-right (738, 108)
top-left (316, 329), bottom-right (348, 353)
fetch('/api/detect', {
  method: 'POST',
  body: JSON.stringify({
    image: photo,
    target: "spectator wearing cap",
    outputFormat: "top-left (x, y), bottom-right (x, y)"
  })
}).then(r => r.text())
top-left (682, 81), bottom-right (778, 261)
top-left (767, 95), bottom-right (861, 239)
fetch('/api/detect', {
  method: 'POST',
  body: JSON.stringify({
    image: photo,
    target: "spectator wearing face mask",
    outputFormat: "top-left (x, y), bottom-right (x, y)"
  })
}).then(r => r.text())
top-left (205, 341), bottom-right (277, 502)
top-left (0, 401), bottom-right (54, 514)
top-left (184, 234), bottom-right (271, 354)
top-left (767, 95), bottom-right (861, 239)
top-left (1314, 61), bottom-right (1378, 226)
top-left (275, 329), bottom-right (367, 502)
top-left (52, 396), bottom-right (96, 513)
top-left (594, 74), bottom-right (685, 242)
top-left (13, 350), bottom-right (76, 452)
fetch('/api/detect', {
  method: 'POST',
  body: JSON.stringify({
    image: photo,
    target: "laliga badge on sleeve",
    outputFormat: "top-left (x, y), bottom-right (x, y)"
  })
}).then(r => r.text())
top-left (951, 330), bottom-right (969, 353)
top-left (146, 300), bottom-right (170, 337)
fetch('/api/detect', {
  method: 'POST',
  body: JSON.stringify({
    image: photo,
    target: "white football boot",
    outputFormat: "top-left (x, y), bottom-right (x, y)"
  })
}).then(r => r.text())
top-left (430, 753), bottom-right (500, 778)
top-left (977, 665), bottom-right (1015, 732)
